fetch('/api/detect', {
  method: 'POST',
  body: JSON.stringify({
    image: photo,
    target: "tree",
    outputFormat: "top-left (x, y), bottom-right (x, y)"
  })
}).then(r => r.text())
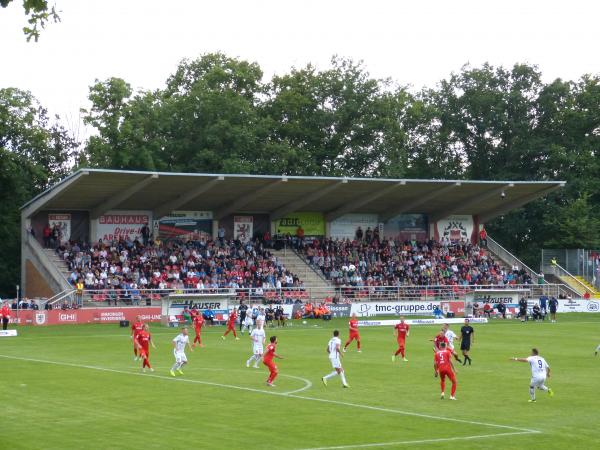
top-left (0, 0), bottom-right (60, 41)
top-left (0, 87), bottom-right (78, 297)
top-left (265, 57), bottom-right (410, 176)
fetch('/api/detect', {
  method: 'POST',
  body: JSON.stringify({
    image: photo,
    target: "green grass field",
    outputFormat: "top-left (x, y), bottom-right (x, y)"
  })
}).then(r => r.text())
top-left (1, 314), bottom-right (598, 449)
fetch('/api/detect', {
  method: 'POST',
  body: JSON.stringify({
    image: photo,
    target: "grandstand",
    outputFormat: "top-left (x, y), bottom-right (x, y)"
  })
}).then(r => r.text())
top-left (20, 169), bottom-right (566, 309)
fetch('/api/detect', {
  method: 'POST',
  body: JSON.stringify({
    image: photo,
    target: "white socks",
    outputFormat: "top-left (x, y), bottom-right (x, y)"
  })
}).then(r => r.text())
top-left (323, 370), bottom-right (348, 386)
top-left (246, 354), bottom-right (260, 366)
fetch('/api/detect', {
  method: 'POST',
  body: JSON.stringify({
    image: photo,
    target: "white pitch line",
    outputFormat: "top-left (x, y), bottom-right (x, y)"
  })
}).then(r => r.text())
top-left (0, 354), bottom-right (538, 434)
top-left (296, 431), bottom-right (537, 450)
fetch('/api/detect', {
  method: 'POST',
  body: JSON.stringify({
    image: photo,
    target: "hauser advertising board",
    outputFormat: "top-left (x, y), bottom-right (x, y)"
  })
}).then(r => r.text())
top-left (351, 301), bottom-right (439, 317)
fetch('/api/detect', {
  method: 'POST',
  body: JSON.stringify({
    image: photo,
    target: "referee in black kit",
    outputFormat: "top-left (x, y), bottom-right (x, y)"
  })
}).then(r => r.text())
top-left (238, 300), bottom-right (248, 331)
top-left (459, 318), bottom-right (475, 366)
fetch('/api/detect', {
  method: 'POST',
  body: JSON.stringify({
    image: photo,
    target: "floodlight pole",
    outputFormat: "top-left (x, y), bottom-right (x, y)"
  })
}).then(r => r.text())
top-left (16, 284), bottom-right (20, 321)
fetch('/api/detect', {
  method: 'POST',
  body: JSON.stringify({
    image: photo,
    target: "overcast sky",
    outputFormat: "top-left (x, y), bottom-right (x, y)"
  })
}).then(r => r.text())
top-left (1, 0), bottom-right (599, 137)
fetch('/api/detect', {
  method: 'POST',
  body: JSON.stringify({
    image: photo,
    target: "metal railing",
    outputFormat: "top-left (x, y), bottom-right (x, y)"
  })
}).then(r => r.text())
top-left (486, 235), bottom-right (539, 278)
top-left (77, 283), bottom-right (566, 307)
top-left (541, 262), bottom-right (593, 295)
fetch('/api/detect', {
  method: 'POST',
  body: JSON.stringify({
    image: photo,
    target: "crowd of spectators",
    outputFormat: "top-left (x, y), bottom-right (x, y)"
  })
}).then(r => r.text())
top-left (302, 237), bottom-right (533, 288)
top-left (56, 237), bottom-right (304, 303)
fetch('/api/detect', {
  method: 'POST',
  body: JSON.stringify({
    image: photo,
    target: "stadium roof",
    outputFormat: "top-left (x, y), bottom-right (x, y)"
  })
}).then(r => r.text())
top-left (22, 169), bottom-right (565, 223)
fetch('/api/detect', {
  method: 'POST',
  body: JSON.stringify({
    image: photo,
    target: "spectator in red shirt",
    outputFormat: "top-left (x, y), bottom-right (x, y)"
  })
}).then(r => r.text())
top-left (1, 302), bottom-right (11, 330)
top-left (479, 227), bottom-right (487, 247)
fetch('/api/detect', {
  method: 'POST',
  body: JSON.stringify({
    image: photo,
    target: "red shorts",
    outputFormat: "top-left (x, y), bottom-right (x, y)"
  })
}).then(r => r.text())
top-left (227, 323), bottom-right (235, 330)
top-left (194, 327), bottom-right (202, 334)
top-left (349, 332), bottom-right (360, 339)
top-left (139, 347), bottom-right (149, 358)
top-left (397, 339), bottom-right (406, 348)
top-left (264, 361), bottom-right (277, 372)
top-left (439, 368), bottom-right (456, 382)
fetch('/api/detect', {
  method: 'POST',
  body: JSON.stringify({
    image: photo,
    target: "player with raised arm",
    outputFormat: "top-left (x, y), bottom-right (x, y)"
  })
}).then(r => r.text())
top-left (263, 336), bottom-right (283, 387)
top-left (343, 313), bottom-right (361, 353)
top-left (222, 307), bottom-right (240, 340)
top-left (246, 320), bottom-right (266, 368)
top-left (459, 319), bottom-right (475, 365)
top-left (434, 342), bottom-right (457, 400)
top-left (322, 330), bottom-right (350, 388)
top-left (511, 348), bottom-right (554, 402)
top-left (442, 324), bottom-right (463, 363)
top-left (136, 324), bottom-right (157, 372)
top-left (130, 315), bottom-right (144, 361)
top-left (170, 327), bottom-right (194, 377)
top-left (392, 316), bottom-right (410, 362)
top-left (192, 312), bottom-right (205, 348)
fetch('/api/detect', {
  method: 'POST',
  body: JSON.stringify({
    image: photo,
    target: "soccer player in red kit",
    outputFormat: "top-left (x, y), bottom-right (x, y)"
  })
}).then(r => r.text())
top-left (392, 316), bottom-right (410, 362)
top-left (222, 308), bottom-right (240, 340)
top-left (263, 336), bottom-right (284, 387)
top-left (434, 342), bottom-right (457, 400)
top-left (343, 313), bottom-right (361, 352)
top-left (433, 328), bottom-right (461, 362)
top-left (131, 315), bottom-right (144, 361)
top-left (136, 324), bottom-right (157, 372)
top-left (432, 330), bottom-right (449, 351)
top-left (192, 313), bottom-right (205, 348)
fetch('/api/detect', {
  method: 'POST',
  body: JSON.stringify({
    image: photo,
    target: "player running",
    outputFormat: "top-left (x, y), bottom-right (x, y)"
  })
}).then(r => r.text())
top-left (392, 316), bottom-right (410, 362)
top-left (442, 324), bottom-right (463, 363)
top-left (459, 319), bottom-right (475, 365)
top-left (170, 327), bottom-right (194, 376)
top-left (222, 308), bottom-right (240, 340)
top-left (322, 330), bottom-right (350, 388)
top-left (434, 342), bottom-right (457, 400)
top-left (511, 348), bottom-right (554, 402)
top-left (263, 336), bottom-right (283, 387)
top-left (343, 314), bottom-right (361, 353)
top-left (192, 312), bottom-right (205, 348)
top-left (130, 315), bottom-right (144, 361)
top-left (246, 320), bottom-right (266, 368)
top-left (136, 324), bottom-right (157, 372)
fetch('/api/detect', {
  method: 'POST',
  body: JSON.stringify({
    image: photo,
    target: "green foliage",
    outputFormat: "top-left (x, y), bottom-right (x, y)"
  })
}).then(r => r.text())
top-left (0, 0), bottom-right (61, 41)
top-left (0, 87), bottom-right (78, 297)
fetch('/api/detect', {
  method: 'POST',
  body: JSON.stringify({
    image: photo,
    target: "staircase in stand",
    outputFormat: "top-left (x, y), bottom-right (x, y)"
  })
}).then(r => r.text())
top-left (271, 249), bottom-right (337, 302)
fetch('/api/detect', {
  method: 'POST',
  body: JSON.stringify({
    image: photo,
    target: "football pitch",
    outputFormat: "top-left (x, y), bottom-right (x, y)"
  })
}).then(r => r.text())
top-left (1, 314), bottom-right (598, 449)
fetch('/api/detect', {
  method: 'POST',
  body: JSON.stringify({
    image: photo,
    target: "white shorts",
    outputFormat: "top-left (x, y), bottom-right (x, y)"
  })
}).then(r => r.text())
top-left (530, 375), bottom-right (546, 388)
top-left (174, 350), bottom-right (187, 364)
top-left (329, 357), bottom-right (342, 370)
top-left (448, 343), bottom-right (455, 351)
top-left (253, 345), bottom-right (264, 355)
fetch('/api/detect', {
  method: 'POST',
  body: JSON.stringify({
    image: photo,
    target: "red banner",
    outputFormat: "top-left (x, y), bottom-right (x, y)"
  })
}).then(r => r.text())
top-left (10, 307), bottom-right (162, 326)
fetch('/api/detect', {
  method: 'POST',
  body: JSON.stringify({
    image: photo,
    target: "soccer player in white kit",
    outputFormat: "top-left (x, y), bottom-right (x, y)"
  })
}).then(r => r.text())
top-left (246, 320), bottom-right (266, 368)
top-left (170, 327), bottom-right (194, 377)
top-left (241, 311), bottom-right (255, 335)
top-left (442, 324), bottom-right (463, 363)
top-left (511, 348), bottom-right (554, 402)
top-left (321, 330), bottom-right (349, 388)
